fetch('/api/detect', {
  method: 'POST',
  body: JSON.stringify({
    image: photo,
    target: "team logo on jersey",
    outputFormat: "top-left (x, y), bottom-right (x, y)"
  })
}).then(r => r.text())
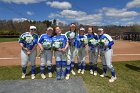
top-left (67, 32), bottom-right (76, 39)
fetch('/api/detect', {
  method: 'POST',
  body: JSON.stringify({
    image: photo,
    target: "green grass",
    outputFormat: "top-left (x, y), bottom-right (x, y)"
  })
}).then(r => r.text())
top-left (0, 60), bottom-right (140, 93)
top-left (0, 38), bottom-right (18, 42)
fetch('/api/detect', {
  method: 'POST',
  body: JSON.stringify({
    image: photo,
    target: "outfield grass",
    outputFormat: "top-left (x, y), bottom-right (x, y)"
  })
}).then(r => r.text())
top-left (0, 38), bottom-right (18, 42)
top-left (0, 60), bottom-right (140, 93)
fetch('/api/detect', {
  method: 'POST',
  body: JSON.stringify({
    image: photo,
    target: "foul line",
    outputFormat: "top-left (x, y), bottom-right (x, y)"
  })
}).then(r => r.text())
top-left (0, 54), bottom-right (140, 60)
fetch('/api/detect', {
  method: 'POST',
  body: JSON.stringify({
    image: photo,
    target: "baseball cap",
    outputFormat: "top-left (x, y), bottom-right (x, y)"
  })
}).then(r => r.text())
top-left (47, 27), bottom-right (53, 31)
top-left (98, 28), bottom-right (104, 31)
top-left (80, 27), bottom-right (85, 31)
top-left (30, 26), bottom-right (36, 30)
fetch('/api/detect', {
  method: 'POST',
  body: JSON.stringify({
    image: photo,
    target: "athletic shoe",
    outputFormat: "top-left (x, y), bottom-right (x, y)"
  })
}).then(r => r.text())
top-left (81, 70), bottom-right (85, 74)
top-left (21, 73), bottom-right (26, 79)
top-left (31, 74), bottom-right (35, 80)
top-left (93, 71), bottom-right (97, 76)
top-left (78, 69), bottom-right (81, 73)
top-left (71, 70), bottom-right (76, 75)
top-left (90, 70), bottom-right (93, 75)
top-left (65, 74), bottom-right (70, 80)
top-left (100, 73), bottom-right (107, 77)
top-left (41, 74), bottom-right (46, 79)
top-left (48, 73), bottom-right (52, 78)
top-left (109, 76), bottom-right (117, 83)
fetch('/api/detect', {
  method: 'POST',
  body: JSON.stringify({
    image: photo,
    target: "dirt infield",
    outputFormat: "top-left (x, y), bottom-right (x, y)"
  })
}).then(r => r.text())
top-left (0, 40), bottom-right (140, 66)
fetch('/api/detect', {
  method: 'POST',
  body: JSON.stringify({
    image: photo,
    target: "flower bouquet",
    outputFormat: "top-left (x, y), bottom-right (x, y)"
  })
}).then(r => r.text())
top-left (52, 41), bottom-right (63, 50)
top-left (67, 32), bottom-right (76, 39)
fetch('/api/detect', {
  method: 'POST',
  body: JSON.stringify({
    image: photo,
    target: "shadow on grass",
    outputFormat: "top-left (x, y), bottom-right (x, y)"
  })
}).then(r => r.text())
top-left (125, 64), bottom-right (140, 72)
top-left (26, 65), bottom-right (56, 76)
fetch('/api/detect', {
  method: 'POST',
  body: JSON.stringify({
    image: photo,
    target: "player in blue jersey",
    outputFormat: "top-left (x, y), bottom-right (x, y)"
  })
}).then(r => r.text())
top-left (18, 26), bottom-right (38, 79)
top-left (75, 27), bottom-right (88, 75)
top-left (38, 27), bottom-right (54, 79)
top-left (86, 27), bottom-right (99, 76)
top-left (52, 26), bottom-right (69, 80)
top-left (98, 28), bottom-right (117, 82)
top-left (65, 23), bottom-right (78, 80)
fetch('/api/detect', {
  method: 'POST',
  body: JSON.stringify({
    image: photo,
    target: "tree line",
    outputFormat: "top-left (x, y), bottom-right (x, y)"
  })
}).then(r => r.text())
top-left (0, 19), bottom-right (140, 36)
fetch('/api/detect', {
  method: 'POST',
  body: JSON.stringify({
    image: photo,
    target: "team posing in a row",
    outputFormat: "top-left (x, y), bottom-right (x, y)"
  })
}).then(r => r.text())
top-left (18, 23), bottom-right (117, 83)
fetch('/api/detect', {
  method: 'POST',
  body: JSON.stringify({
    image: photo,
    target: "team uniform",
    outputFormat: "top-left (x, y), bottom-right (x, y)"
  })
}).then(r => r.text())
top-left (74, 34), bottom-right (88, 74)
top-left (52, 34), bottom-right (68, 80)
top-left (38, 34), bottom-right (53, 78)
top-left (98, 33), bottom-right (117, 82)
top-left (18, 32), bottom-right (38, 78)
top-left (65, 31), bottom-right (78, 76)
top-left (86, 33), bottom-right (99, 75)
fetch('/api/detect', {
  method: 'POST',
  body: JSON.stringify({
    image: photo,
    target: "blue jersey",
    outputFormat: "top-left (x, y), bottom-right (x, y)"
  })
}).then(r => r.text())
top-left (18, 32), bottom-right (38, 50)
top-left (52, 34), bottom-right (68, 48)
top-left (99, 34), bottom-right (114, 50)
top-left (74, 34), bottom-right (87, 48)
top-left (38, 34), bottom-right (53, 49)
top-left (86, 33), bottom-right (98, 50)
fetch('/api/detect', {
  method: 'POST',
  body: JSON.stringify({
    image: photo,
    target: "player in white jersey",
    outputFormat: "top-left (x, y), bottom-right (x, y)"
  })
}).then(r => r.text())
top-left (65, 23), bottom-right (78, 80)
top-left (18, 26), bottom-right (38, 79)
top-left (98, 28), bottom-right (117, 82)
top-left (38, 27), bottom-right (53, 79)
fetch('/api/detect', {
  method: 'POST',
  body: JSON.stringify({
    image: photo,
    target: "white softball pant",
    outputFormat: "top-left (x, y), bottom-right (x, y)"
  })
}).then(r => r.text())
top-left (21, 49), bottom-right (37, 67)
top-left (40, 50), bottom-right (52, 66)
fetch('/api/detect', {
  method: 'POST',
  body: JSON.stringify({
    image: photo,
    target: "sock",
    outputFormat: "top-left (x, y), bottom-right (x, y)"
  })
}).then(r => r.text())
top-left (103, 65), bottom-right (107, 74)
top-left (40, 66), bottom-right (45, 74)
top-left (61, 61), bottom-right (67, 77)
top-left (31, 65), bottom-right (36, 74)
top-left (67, 64), bottom-right (71, 74)
top-left (78, 62), bottom-right (82, 70)
top-left (110, 67), bottom-right (116, 77)
top-left (56, 61), bottom-right (61, 79)
top-left (82, 62), bottom-right (86, 70)
top-left (22, 66), bottom-right (27, 74)
top-left (89, 62), bottom-right (93, 70)
top-left (71, 61), bottom-right (74, 70)
top-left (48, 66), bottom-right (52, 73)
top-left (93, 64), bottom-right (97, 71)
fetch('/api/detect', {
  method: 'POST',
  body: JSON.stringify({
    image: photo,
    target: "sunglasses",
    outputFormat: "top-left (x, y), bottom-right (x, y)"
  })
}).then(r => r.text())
top-left (30, 29), bottom-right (36, 31)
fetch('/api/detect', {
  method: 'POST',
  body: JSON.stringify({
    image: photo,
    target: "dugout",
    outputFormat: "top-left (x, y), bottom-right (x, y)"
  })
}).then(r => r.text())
top-left (122, 32), bottom-right (140, 41)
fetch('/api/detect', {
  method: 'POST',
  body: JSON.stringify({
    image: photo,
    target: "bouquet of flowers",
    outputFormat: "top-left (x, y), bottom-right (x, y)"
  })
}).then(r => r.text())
top-left (42, 40), bottom-right (52, 49)
top-left (19, 32), bottom-right (34, 44)
top-left (80, 38), bottom-right (88, 44)
top-left (67, 31), bottom-right (76, 39)
top-left (52, 41), bottom-right (63, 50)
top-left (98, 38), bottom-right (109, 47)
top-left (88, 38), bottom-right (98, 46)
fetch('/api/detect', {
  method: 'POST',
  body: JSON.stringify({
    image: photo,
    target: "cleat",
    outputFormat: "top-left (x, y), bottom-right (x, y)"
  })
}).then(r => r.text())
top-left (31, 74), bottom-right (35, 80)
top-left (71, 70), bottom-right (76, 75)
top-left (100, 73), bottom-right (107, 77)
top-left (93, 71), bottom-right (97, 76)
top-left (21, 73), bottom-right (26, 79)
top-left (48, 73), bottom-right (52, 78)
top-left (41, 74), bottom-right (46, 79)
top-left (78, 69), bottom-right (81, 73)
top-left (65, 74), bottom-right (70, 80)
top-left (90, 70), bottom-right (93, 75)
top-left (81, 70), bottom-right (85, 74)
top-left (109, 76), bottom-right (117, 83)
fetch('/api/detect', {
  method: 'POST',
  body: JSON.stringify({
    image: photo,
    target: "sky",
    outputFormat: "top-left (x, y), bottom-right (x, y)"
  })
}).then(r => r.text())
top-left (0, 0), bottom-right (140, 26)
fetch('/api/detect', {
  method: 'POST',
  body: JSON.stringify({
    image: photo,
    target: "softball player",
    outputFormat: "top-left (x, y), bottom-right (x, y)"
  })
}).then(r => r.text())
top-left (52, 26), bottom-right (69, 80)
top-left (98, 28), bottom-right (117, 82)
top-left (38, 27), bottom-right (53, 79)
top-left (75, 27), bottom-right (88, 74)
top-left (65, 23), bottom-right (78, 80)
top-left (86, 27), bottom-right (99, 76)
top-left (18, 26), bottom-right (38, 79)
